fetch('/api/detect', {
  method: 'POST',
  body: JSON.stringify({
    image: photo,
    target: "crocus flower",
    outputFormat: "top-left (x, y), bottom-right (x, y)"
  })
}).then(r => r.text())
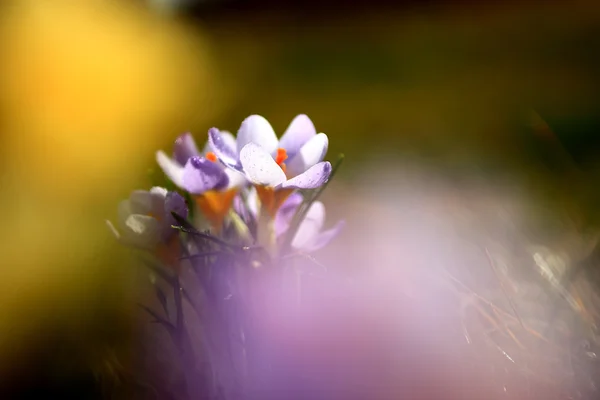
top-left (209, 115), bottom-right (332, 217)
top-left (274, 193), bottom-right (345, 253)
top-left (108, 187), bottom-right (188, 267)
top-left (156, 132), bottom-right (245, 229)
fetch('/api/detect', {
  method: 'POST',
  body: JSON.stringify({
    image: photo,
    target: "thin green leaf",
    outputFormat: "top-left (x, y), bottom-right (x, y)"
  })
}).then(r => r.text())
top-left (137, 253), bottom-right (176, 285)
top-left (171, 212), bottom-right (234, 249)
top-left (155, 286), bottom-right (169, 318)
top-left (136, 250), bottom-right (200, 319)
top-left (138, 304), bottom-right (175, 334)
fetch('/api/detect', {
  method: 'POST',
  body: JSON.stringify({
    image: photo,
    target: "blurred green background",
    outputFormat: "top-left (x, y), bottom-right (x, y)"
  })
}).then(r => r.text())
top-left (1, 0), bottom-right (600, 397)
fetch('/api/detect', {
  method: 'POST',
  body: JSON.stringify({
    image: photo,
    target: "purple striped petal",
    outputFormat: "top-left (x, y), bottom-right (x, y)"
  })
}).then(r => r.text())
top-left (278, 161), bottom-right (331, 190)
top-left (239, 143), bottom-right (287, 187)
top-left (278, 114), bottom-right (317, 158)
top-left (237, 115), bottom-right (279, 157)
top-left (204, 130), bottom-right (236, 156)
top-left (208, 128), bottom-right (239, 168)
top-left (173, 133), bottom-right (200, 165)
top-left (286, 133), bottom-right (329, 177)
top-left (182, 156), bottom-right (229, 194)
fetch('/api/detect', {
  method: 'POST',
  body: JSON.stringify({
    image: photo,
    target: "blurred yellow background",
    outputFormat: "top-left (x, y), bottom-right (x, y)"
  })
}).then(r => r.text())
top-left (0, 0), bottom-right (223, 376)
top-left (1, 0), bottom-right (600, 394)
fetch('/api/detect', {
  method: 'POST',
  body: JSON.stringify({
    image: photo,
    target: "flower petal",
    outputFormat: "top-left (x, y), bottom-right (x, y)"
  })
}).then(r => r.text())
top-left (164, 191), bottom-right (188, 232)
top-left (285, 133), bottom-right (329, 177)
top-left (239, 143), bottom-right (287, 187)
top-left (156, 150), bottom-right (185, 188)
top-left (149, 187), bottom-right (169, 215)
top-left (224, 167), bottom-right (248, 190)
top-left (204, 130), bottom-right (236, 156)
top-left (182, 156), bottom-right (229, 194)
top-left (208, 128), bottom-right (239, 168)
top-left (118, 199), bottom-right (134, 226)
top-left (127, 191), bottom-right (153, 215)
top-left (278, 114), bottom-right (317, 158)
top-left (246, 186), bottom-right (260, 220)
top-left (123, 214), bottom-right (162, 248)
top-left (237, 115), bottom-right (279, 157)
top-left (278, 161), bottom-right (332, 190)
top-left (291, 201), bottom-right (325, 250)
top-left (302, 220), bottom-right (345, 252)
top-left (173, 133), bottom-right (200, 165)
top-left (274, 192), bottom-right (303, 237)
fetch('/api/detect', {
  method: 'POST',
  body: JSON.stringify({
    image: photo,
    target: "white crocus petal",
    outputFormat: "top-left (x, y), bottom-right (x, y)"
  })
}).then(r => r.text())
top-left (303, 220), bottom-right (346, 253)
top-left (118, 199), bottom-right (133, 227)
top-left (286, 133), bottom-right (329, 177)
top-left (148, 187), bottom-right (168, 215)
top-left (291, 201), bottom-right (326, 250)
top-left (123, 214), bottom-right (162, 248)
top-left (149, 186), bottom-right (168, 197)
top-left (237, 115), bottom-right (279, 157)
top-left (128, 191), bottom-right (153, 215)
top-left (278, 114), bottom-right (317, 157)
top-left (156, 150), bottom-right (185, 188)
top-left (279, 161), bottom-right (331, 190)
top-left (246, 186), bottom-right (260, 220)
top-left (106, 220), bottom-right (121, 240)
top-left (224, 167), bottom-right (248, 190)
top-left (240, 143), bottom-right (287, 187)
top-left (203, 130), bottom-right (237, 155)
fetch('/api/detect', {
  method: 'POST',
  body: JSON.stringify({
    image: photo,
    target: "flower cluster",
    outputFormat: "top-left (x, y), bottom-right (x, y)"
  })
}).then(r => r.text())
top-left (107, 114), bottom-right (344, 399)
top-left (110, 114), bottom-right (343, 261)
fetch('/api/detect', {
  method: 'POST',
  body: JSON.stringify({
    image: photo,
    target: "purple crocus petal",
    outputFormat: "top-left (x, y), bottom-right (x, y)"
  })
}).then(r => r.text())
top-left (165, 191), bottom-right (188, 222)
top-left (173, 133), bottom-right (200, 165)
top-left (291, 201), bottom-right (325, 250)
top-left (278, 114), bottom-right (317, 158)
top-left (285, 133), bottom-right (329, 177)
top-left (181, 156), bottom-right (229, 194)
top-left (274, 192), bottom-right (303, 237)
top-left (204, 130), bottom-right (236, 156)
top-left (236, 115), bottom-right (279, 157)
top-left (302, 220), bottom-right (346, 253)
top-left (239, 142), bottom-right (287, 187)
top-left (208, 128), bottom-right (239, 168)
top-left (278, 161), bottom-right (332, 190)
top-left (163, 191), bottom-right (188, 240)
top-left (156, 150), bottom-right (185, 188)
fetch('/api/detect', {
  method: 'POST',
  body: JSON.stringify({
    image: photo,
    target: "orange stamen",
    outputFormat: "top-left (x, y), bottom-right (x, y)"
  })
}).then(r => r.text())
top-left (255, 186), bottom-right (294, 218)
top-left (195, 188), bottom-right (238, 231)
top-left (206, 151), bottom-right (218, 163)
top-left (275, 148), bottom-right (288, 166)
